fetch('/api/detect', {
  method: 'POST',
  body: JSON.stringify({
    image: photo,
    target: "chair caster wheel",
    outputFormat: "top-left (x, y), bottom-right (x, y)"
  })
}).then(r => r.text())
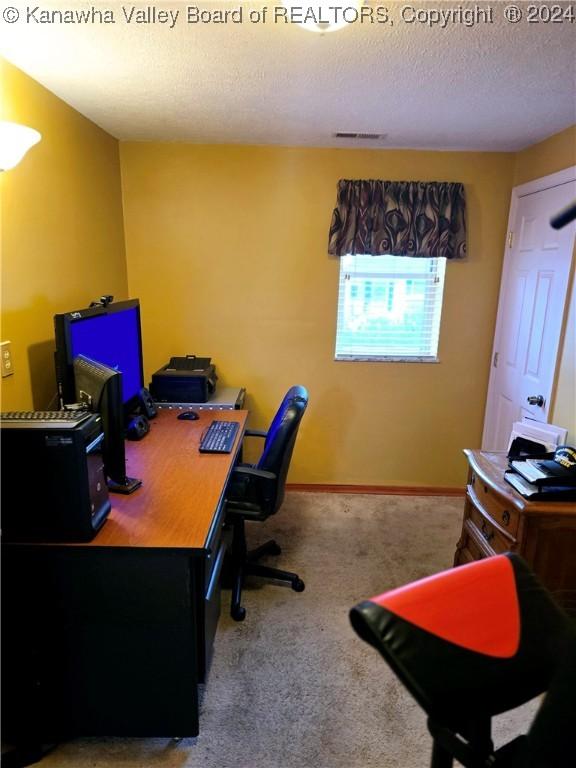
top-left (232, 606), bottom-right (246, 621)
top-left (292, 578), bottom-right (305, 593)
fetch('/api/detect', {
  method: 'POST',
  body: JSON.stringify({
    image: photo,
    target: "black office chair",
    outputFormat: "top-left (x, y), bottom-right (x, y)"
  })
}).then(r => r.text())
top-left (225, 385), bottom-right (309, 621)
top-left (350, 553), bottom-right (576, 768)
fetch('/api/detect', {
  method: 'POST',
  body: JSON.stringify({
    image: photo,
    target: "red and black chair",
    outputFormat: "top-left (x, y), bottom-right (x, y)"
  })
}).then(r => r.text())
top-left (350, 554), bottom-right (576, 768)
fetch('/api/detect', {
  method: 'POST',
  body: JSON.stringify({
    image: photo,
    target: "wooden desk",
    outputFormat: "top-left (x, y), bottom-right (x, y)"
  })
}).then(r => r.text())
top-left (2, 409), bottom-right (247, 741)
top-left (455, 450), bottom-right (576, 614)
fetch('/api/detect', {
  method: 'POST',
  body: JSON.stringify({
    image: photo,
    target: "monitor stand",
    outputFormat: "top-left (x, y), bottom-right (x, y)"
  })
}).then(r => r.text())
top-left (108, 476), bottom-right (142, 495)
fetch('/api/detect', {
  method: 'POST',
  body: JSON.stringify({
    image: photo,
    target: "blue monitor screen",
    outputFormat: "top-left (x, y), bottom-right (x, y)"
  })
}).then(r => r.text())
top-left (69, 307), bottom-right (142, 406)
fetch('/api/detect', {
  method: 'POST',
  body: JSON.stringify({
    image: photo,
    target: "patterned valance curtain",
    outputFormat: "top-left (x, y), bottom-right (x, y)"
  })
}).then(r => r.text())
top-left (328, 180), bottom-right (467, 259)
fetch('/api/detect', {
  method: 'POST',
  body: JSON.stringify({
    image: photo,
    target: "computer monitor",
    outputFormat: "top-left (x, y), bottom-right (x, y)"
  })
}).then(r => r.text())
top-left (54, 299), bottom-right (144, 417)
top-left (74, 355), bottom-right (141, 494)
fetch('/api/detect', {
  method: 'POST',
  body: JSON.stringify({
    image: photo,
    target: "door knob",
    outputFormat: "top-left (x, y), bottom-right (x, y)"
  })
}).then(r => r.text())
top-left (527, 395), bottom-right (545, 407)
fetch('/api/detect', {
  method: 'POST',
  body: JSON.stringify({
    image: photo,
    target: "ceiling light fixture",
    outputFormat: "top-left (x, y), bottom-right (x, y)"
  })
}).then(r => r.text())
top-left (0, 121), bottom-right (42, 171)
top-left (282, 1), bottom-right (365, 33)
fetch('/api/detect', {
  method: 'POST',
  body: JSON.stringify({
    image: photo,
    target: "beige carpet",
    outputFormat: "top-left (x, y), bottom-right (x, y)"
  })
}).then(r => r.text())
top-left (36, 492), bottom-right (537, 767)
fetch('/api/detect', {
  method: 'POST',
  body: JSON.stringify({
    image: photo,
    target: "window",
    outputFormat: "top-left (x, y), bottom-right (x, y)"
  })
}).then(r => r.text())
top-left (335, 254), bottom-right (447, 361)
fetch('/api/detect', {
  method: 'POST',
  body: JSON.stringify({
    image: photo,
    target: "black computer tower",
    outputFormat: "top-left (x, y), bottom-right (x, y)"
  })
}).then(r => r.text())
top-left (1, 413), bottom-right (111, 542)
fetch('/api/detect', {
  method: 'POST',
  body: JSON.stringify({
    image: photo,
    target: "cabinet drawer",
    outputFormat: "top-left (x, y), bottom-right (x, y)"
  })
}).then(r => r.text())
top-left (470, 472), bottom-right (519, 536)
top-left (466, 499), bottom-right (515, 555)
top-left (455, 525), bottom-right (489, 565)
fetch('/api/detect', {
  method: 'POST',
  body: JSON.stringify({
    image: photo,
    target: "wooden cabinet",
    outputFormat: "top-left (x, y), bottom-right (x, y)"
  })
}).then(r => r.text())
top-left (455, 450), bottom-right (576, 614)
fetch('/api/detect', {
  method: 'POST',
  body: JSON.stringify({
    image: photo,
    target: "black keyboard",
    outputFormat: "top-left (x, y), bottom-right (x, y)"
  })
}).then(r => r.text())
top-left (199, 420), bottom-right (239, 454)
top-left (0, 410), bottom-right (91, 428)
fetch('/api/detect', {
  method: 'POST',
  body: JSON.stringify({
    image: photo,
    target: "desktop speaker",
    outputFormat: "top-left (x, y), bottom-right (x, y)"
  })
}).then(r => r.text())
top-left (126, 414), bottom-right (150, 441)
top-left (138, 386), bottom-right (157, 419)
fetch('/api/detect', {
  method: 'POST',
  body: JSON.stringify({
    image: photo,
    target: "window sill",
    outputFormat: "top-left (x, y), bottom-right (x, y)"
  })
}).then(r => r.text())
top-left (334, 355), bottom-right (440, 363)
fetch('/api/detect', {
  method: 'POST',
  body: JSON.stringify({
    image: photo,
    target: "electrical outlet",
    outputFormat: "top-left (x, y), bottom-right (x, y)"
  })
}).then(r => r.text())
top-left (1, 341), bottom-right (14, 377)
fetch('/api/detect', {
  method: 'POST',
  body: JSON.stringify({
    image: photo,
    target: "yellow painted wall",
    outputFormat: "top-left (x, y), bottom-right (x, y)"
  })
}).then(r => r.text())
top-left (0, 60), bottom-right (128, 411)
top-left (6, 60), bottom-right (569, 485)
top-left (513, 125), bottom-right (576, 187)
top-left (513, 125), bottom-right (576, 441)
top-left (121, 143), bottom-right (515, 487)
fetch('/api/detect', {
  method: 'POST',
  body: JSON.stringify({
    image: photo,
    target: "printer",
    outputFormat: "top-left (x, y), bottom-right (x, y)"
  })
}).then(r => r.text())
top-left (149, 356), bottom-right (218, 403)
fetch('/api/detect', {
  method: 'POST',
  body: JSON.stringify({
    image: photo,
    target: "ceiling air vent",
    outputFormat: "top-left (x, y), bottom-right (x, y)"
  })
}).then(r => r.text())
top-left (334, 132), bottom-right (387, 140)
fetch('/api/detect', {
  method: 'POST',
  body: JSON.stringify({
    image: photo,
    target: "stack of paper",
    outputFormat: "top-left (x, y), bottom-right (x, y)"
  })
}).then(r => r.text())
top-left (510, 459), bottom-right (576, 487)
top-left (505, 470), bottom-right (576, 501)
top-left (508, 420), bottom-right (567, 454)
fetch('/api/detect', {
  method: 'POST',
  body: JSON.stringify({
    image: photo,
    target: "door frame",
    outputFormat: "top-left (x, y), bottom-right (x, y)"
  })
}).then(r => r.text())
top-left (481, 165), bottom-right (576, 449)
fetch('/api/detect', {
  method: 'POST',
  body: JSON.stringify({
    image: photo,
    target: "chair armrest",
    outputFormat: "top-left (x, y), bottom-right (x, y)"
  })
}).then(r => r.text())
top-left (231, 465), bottom-right (276, 482)
top-left (228, 465), bottom-right (277, 513)
top-left (243, 429), bottom-right (268, 439)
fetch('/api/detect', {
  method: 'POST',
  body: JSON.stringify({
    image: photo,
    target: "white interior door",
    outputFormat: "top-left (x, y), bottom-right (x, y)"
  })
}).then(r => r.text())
top-left (482, 170), bottom-right (576, 451)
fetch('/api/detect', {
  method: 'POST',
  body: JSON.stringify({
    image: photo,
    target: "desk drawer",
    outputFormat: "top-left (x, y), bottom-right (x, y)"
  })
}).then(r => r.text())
top-left (204, 500), bottom-right (226, 586)
top-left (202, 540), bottom-right (226, 681)
top-left (469, 473), bottom-right (519, 536)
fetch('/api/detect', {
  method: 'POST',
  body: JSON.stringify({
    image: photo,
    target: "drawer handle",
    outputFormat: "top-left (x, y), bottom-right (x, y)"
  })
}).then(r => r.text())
top-left (481, 521), bottom-right (494, 543)
top-left (501, 511), bottom-right (511, 526)
top-left (205, 542), bottom-right (226, 602)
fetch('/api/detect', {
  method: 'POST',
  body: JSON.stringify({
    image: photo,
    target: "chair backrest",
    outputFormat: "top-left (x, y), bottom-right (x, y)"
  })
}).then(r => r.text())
top-left (257, 385), bottom-right (308, 514)
top-left (350, 554), bottom-right (576, 735)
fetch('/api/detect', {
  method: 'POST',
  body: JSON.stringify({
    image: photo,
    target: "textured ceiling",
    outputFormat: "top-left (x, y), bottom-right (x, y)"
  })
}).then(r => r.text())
top-left (2, 1), bottom-right (575, 150)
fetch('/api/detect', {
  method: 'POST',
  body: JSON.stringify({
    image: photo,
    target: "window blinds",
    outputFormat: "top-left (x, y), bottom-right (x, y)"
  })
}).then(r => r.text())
top-left (335, 254), bottom-right (447, 361)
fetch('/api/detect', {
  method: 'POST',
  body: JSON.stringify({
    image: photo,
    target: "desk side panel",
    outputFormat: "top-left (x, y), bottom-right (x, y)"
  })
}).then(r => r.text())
top-left (2, 546), bottom-right (199, 739)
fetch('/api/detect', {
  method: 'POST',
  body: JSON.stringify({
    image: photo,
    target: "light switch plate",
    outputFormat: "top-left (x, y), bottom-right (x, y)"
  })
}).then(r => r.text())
top-left (1, 341), bottom-right (14, 377)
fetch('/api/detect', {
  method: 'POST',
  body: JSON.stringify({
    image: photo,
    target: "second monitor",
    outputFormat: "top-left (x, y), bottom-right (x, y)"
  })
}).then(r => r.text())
top-left (74, 355), bottom-right (141, 494)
